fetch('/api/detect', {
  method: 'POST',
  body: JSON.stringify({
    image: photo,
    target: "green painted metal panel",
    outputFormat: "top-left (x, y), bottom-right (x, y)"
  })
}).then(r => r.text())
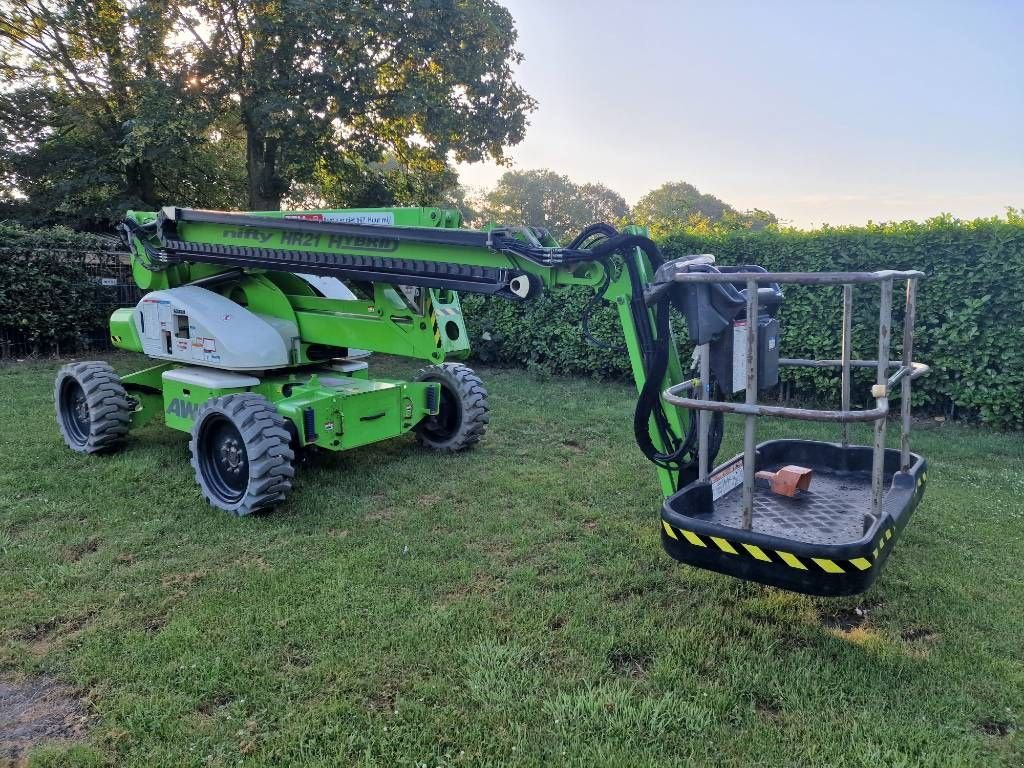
top-left (109, 308), bottom-right (142, 352)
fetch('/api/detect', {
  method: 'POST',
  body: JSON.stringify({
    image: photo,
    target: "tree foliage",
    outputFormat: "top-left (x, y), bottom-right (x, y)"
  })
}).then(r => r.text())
top-left (0, 0), bottom-right (247, 228)
top-left (0, 0), bottom-right (534, 223)
top-left (176, 0), bottom-right (535, 210)
top-left (476, 169), bottom-right (629, 241)
top-left (632, 181), bottom-right (777, 237)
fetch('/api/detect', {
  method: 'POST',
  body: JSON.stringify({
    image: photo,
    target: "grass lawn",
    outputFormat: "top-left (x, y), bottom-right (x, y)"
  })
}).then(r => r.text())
top-left (1, 352), bottom-right (1022, 767)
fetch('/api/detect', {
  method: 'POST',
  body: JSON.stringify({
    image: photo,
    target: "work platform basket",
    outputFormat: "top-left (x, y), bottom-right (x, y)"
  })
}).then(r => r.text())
top-left (660, 268), bottom-right (928, 596)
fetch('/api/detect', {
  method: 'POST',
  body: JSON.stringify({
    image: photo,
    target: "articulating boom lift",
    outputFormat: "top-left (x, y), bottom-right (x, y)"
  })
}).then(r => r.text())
top-left (55, 206), bottom-right (929, 596)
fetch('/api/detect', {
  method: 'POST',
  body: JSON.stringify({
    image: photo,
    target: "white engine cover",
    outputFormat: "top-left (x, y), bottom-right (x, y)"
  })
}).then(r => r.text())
top-left (135, 286), bottom-right (296, 370)
top-left (296, 274), bottom-right (370, 358)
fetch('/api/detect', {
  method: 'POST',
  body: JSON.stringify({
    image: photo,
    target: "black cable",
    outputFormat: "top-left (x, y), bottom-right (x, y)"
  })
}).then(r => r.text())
top-left (580, 257), bottom-right (626, 351)
top-left (567, 222), bottom-right (619, 250)
top-left (586, 231), bottom-right (725, 486)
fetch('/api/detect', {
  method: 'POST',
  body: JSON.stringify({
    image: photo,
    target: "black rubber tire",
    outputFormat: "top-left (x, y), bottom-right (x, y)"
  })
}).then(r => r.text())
top-left (413, 363), bottom-right (489, 451)
top-left (54, 361), bottom-right (131, 454)
top-left (189, 394), bottom-right (295, 516)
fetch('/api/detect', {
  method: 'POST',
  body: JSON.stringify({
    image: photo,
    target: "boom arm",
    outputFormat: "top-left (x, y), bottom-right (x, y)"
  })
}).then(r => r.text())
top-left (119, 206), bottom-right (737, 497)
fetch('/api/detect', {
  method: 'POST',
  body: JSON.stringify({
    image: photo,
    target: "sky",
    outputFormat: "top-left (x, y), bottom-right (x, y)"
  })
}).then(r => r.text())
top-left (455, 0), bottom-right (1024, 229)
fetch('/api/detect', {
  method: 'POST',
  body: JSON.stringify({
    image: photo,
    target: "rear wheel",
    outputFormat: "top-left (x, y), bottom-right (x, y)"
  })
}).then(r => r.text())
top-left (190, 394), bottom-right (295, 516)
top-left (413, 363), bottom-right (489, 451)
top-left (54, 361), bottom-right (131, 454)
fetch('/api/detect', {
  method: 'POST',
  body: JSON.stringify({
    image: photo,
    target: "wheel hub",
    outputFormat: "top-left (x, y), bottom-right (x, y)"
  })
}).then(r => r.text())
top-left (199, 415), bottom-right (250, 503)
top-left (60, 379), bottom-right (92, 445)
top-left (219, 438), bottom-right (245, 474)
top-left (74, 396), bottom-right (89, 424)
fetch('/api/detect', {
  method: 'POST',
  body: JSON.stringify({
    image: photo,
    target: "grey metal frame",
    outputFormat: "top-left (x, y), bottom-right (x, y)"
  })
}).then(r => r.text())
top-left (663, 269), bottom-right (927, 528)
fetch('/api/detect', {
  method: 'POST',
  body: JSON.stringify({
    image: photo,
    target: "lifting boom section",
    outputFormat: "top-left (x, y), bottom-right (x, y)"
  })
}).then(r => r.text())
top-left (118, 206), bottom-right (698, 496)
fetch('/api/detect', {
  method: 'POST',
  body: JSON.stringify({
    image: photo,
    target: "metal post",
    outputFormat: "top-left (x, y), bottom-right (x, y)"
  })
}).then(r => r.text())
top-left (840, 284), bottom-right (853, 447)
top-left (742, 279), bottom-right (759, 530)
top-left (871, 279), bottom-right (893, 519)
top-left (698, 343), bottom-right (711, 481)
top-left (900, 279), bottom-right (917, 471)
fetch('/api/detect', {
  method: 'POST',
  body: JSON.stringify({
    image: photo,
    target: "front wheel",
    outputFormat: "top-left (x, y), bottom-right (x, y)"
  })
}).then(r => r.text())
top-left (54, 361), bottom-right (131, 454)
top-left (413, 363), bottom-right (490, 451)
top-left (189, 394), bottom-right (295, 516)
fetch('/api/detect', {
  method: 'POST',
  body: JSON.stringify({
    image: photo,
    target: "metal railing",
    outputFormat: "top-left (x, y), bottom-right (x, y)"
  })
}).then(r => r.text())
top-left (662, 268), bottom-right (928, 528)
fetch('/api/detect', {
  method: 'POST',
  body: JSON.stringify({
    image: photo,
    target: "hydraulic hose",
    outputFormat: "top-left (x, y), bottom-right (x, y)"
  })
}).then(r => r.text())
top-left (587, 232), bottom-right (723, 484)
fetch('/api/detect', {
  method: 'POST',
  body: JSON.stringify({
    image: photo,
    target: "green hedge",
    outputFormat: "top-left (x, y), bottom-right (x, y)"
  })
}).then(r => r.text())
top-left (463, 216), bottom-right (1024, 429)
top-left (0, 222), bottom-right (122, 355)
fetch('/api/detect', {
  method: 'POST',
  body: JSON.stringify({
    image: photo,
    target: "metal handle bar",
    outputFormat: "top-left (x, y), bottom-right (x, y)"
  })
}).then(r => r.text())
top-left (779, 358), bottom-right (931, 386)
top-left (667, 269), bottom-right (924, 285)
top-left (662, 380), bottom-right (889, 423)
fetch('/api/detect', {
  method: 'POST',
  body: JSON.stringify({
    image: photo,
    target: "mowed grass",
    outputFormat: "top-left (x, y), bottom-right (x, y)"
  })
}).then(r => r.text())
top-left (1, 352), bottom-right (1022, 767)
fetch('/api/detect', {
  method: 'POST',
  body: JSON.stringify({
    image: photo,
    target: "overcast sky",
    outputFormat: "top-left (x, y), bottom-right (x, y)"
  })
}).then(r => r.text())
top-left (455, 0), bottom-right (1023, 228)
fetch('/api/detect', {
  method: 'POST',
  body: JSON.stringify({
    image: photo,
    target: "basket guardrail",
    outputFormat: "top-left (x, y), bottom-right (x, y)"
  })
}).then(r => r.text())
top-left (662, 268), bottom-right (927, 528)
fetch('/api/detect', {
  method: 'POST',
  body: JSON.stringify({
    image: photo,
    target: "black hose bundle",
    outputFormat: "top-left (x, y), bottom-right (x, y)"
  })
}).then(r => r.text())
top-left (577, 229), bottom-right (724, 487)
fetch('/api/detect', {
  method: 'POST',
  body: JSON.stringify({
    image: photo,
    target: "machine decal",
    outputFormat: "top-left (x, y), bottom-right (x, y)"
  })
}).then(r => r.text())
top-left (286, 212), bottom-right (395, 226)
top-left (711, 460), bottom-right (743, 501)
top-left (166, 398), bottom-right (199, 419)
top-left (222, 227), bottom-right (273, 244)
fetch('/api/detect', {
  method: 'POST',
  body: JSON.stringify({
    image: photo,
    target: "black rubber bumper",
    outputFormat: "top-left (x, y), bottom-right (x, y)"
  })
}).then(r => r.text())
top-left (660, 440), bottom-right (928, 596)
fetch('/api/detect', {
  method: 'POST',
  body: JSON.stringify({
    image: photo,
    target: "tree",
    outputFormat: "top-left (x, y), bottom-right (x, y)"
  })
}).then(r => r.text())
top-left (176, 0), bottom-right (535, 210)
top-left (0, 0), bottom-right (247, 228)
top-left (476, 170), bottom-right (629, 241)
top-left (632, 181), bottom-right (777, 237)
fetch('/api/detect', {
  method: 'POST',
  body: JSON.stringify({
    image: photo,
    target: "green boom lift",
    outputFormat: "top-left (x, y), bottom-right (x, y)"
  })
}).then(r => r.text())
top-left (55, 206), bottom-right (930, 595)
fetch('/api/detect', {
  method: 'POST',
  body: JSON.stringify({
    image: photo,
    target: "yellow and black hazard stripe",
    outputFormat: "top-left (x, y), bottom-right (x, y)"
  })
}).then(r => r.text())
top-left (660, 520), bottom-right (896, 575)
top-left (424, 294), bottom-right (442, 348)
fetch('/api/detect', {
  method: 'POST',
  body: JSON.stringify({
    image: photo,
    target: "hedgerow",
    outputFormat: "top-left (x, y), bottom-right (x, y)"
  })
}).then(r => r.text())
top-left (0, 222), bottom-right (122, 355)
top-left (463, 215), bottom-right (1024, 428)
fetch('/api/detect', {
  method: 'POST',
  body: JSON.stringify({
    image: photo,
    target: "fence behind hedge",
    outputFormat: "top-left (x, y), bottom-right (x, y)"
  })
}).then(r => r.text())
top-left (463, 216), bottom-right (1024, 429)
top-left (0, 222), bottom-right (138, 359)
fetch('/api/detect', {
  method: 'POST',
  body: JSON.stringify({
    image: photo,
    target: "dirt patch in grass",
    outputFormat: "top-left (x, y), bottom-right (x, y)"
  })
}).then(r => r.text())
top-left (366, 684), bottom-right (398, 713)
top-left (0, 674), bottom-right (89, 764)
top-left (160, 570), bottom-right (205, 590)
top-left (435, 570), bottom-right (500, 606)
top-left (900, 627), bottom-right (940, 642)
top-left (608, 647), bottom-right (652, 678)
top-left (196, 692), bottom-right (233, 718)
top-left (821, 606), bottom-right (867, 632)
top-left (977, 719), bottom-right (1014, 737)
top-left (14, 612), bottom-right (96, 658)
top-left (754, 696), bottom-right (784, 722)
top-left (141, 614), bottom-right (168, 634)
top-left (60, 536), bottom-right (100, 563)
top-left (281, 644), bottom-right (312, 670)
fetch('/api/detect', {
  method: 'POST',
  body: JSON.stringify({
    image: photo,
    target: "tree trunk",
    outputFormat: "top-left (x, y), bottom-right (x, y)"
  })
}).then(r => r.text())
top-left (124, 158), bottom-right (158, 208)
top-left (245, 127), bottom-right (283, 210)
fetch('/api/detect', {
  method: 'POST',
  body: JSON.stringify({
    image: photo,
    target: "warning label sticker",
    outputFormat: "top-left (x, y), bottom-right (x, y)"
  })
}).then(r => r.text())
top-left (284, 212), bottom-right (394, 226)
top-left (711, 460), bottom-right (744, 501)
